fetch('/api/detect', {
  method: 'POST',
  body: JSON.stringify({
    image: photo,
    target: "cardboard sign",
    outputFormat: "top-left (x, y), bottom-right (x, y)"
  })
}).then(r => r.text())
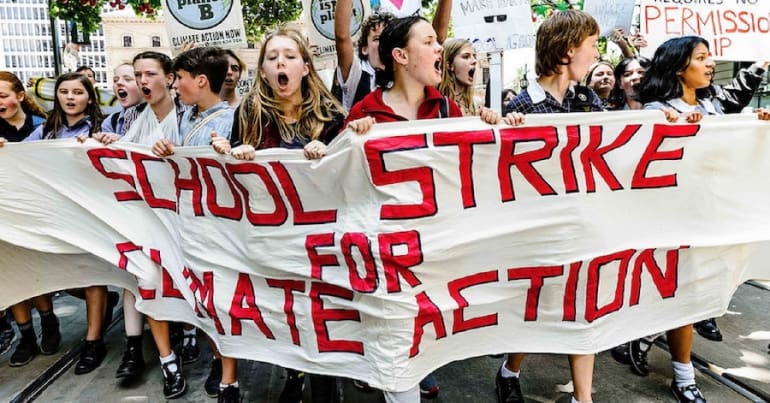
top-left (165, 0), bottom-right (248, 52)
top-left (583, 0), bottom-right (635, 36)
top-left (304, 0), bottom-right (370, 61)
top-left (452, 0), bottom-right (534, 52)
top-left (373, 0), bottom-right (421, 17)
top-left (640, 0), bottom-right (770, 60)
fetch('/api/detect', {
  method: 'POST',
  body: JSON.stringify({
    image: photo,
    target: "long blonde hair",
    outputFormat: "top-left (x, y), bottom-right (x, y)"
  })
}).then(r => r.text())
top-left (238, 27), bottom-right (345, 147)
top-left (438, 38), bottom-right (477, 116)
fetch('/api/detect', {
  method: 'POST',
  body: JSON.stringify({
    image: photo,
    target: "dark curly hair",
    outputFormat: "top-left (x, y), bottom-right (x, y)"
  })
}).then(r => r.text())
top-left (357, 11), bottom-right (395, 61)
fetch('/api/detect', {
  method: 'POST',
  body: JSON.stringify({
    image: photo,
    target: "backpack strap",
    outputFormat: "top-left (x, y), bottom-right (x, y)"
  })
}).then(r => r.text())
top-left (183, 108), bottom-right (229, 146)
top-left (439, 96), bottom-right (448, 119)
top-left (111, 111), bottom-right (120, 131)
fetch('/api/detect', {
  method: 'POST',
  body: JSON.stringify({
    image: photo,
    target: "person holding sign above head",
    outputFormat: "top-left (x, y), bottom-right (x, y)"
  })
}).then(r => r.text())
top-left (333, 0), bottom-right (394, 111)
top-left (636, 36), bottom-right (770, 403)
top-left (501, 9), bottom-right (602, 403)
top-left (333, 0), bottom-right (453, 111)
top-left (211, 27), bottom-right (346, 403)
top-left (345, 16), bottom-right (511, 130)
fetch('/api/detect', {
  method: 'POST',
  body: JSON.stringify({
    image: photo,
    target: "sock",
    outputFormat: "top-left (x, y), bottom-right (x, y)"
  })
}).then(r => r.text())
top-left (39, 309), bottom-right (58, 329)
top-left (183, 328), bottom-right (197, 346)
top-left (572, 397), bottom-right (593, 403)
top-left (122, 291), bottom-right (144, 336)
top-left (500, 360), bottom-right (519, 378)
top-left (672, 360), bottom-right (695, 387)
top-left (160, 352), bottom-right (178, 374)
top-left (220, 381), bottom-right (239, 390)
top-left (18, 321), bottom-right (35, 342)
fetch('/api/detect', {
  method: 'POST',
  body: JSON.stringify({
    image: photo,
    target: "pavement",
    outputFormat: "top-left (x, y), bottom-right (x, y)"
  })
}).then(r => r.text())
top-left (0, 282), bottom-right (769, 402)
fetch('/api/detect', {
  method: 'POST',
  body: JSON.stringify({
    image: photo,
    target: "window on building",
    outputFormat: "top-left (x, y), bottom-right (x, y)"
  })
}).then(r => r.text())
top-left (123, 35), bottom-right (132, 47)
top-left (152, 36), bottom-right (161, 47)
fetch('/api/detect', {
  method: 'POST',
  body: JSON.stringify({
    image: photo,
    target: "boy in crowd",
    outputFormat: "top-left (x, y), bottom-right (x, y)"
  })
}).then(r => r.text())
top-left (151, 46), bottom-right (239, 403)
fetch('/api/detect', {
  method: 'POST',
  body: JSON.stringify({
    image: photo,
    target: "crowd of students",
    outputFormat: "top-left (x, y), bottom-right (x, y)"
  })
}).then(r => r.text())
top-left (1, 6), bottom-right (769, 403)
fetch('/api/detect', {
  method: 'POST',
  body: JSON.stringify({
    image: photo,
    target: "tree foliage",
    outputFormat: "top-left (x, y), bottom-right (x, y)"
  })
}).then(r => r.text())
top-left (241, 0), bottom-right (302, 42)
top-left (44, 0), bottom-right (300, 43)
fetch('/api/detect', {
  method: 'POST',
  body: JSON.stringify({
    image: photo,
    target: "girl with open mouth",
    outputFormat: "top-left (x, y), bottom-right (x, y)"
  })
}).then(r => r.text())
top-left (94, 63), bottom-right (144, 144)
top-left (0, 72), bottom-right (60, 370)
top-left (25, 72), bottom-right (102, 141)
top-left (344, 16), bottom-right (518, 134)
top-left (342, 15), bottom-right (523, 402)
top-left (211, 26), bottom-right (347, 402)
top-left (109, 51), bottom-right (187, 400)
top-left (0, 71), bottom-right (47, 144)
top-left (120, 51), bottom-right (181, 147)
top-left (635, 35), bottom-right (770, 403)
top-left (438, 38), bottom-right (482, 116)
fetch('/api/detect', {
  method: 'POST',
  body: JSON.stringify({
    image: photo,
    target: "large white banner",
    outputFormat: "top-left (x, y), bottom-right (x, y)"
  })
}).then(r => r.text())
top-left (640, 0), bottom-right (770, 60)
top-left (1, 111), bottom-right (770, 391)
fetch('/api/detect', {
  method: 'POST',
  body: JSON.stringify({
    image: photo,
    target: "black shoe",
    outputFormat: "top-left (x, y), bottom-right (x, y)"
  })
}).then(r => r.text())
top-left (495, 368), bottom-right (524, 403)
top-left (694, 319), bottom-right (722, 342)
top-left (419, 373), bottom-right (439, 399)
top-left (205, 358), bottom-right (223, 397)
top-left (279, 369), bottom-right (305, 403)
top-left (161, 356), bottom-right (187, 399)
top-left (610, 342), bottom-right (631, 365)
top-left (74, 340), bottom-right (107, 375)
top-left (39, 316), bottom-right (61, 355)
top-left (218, 384), bottom-right (241, 403)
top-left (9, 337), bottom-right (38, 367)
top-left (116, 336), bottom-right (145, 380)
top-left (180, 335), bottom-right (200, 365)
top-left (629, 339), bottom-right (652, 377)
top-left (102, 291), bottom-right (120, 336)
top-left (0, 328), bottom-right (17, 356)
top-left (671, 381), bottom-right (706, 403)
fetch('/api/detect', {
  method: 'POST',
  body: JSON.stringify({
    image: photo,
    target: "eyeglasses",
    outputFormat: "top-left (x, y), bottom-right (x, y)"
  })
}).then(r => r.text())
top-left (483, 14), bottom-right (507, 23)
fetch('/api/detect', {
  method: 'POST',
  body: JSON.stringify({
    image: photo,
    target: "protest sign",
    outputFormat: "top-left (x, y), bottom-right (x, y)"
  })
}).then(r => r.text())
top-left (452, 0), bottom-right (534, 52)
top-left (304, 0), bottom-right (370, 61)
top-left (583, 0), bottom-right (635, 37)
top-left (1, 112), bottom-right (770, 391)
top-left (165, 0), bottom-right (247, 52)
top-left (374, 0), bottom-right (421, 17)
top-left (640, 0), bottom-right (770, 60)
